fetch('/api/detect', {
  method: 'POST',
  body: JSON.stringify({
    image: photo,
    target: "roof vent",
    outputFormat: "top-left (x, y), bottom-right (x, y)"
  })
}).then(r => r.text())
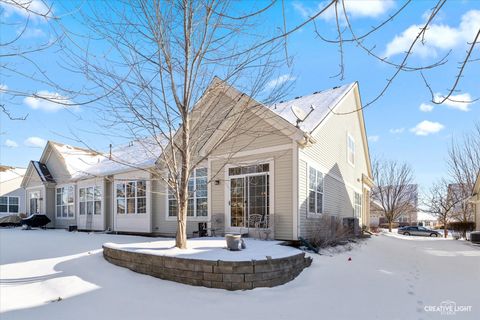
top-left (333, 86), bottom-right (340, 89)
top-left (294, 96), bottom-right (300, 99)
top-left (313, 91), bottom-right (321, 94)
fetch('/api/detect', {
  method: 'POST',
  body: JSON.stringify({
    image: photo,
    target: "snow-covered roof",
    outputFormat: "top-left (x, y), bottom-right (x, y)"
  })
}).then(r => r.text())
top-left (0, 166), bottom-right (26, 183)
top-left (50, 139), bottom-right (163, 180)
top-left (270, 83), bottom-right (355, 133)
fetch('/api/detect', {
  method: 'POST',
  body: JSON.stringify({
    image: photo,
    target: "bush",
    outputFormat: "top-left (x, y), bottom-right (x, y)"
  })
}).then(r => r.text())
top-left (447, 221), bottom-right (475, 232)
top-left (311, 215), bottom-right (353, 248)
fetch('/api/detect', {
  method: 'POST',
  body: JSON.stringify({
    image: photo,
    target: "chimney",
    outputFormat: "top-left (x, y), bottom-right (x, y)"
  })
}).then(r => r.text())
top-left (109, 144), bottom-right (112, 160)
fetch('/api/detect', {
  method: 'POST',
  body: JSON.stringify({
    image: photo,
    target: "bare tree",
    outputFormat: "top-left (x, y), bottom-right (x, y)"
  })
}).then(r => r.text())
top-left (423, 180), bottom-right (461, 238)
top-left (371, 158), bottom-right (416, 232)
top-left (0, 0), bottom-right (58, 120)
top-left (447, 123), bottom-right (480, 221)
top-left (53, 0), bottom-right (297, 249)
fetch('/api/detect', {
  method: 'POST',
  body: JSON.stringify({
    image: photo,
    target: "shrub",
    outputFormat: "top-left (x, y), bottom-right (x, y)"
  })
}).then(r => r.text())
top-left (447, 221), bottom-right (475, 232)
top-left (311, 215), bottom-right (353, 248)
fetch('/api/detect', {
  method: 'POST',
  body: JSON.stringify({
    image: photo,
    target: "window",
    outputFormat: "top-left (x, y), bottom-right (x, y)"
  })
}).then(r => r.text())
top-left (169, 168), bottom-right (208, 218)
top-left (116, 180), bottom-right (146, 214)
top-left (228, 164), bottom-right (269, 176)
top-left (79, 186), bottom-right (102, 215)
top-left (0, 196), bottom-right (19, 213)
top-left (308, 166), bottom-right (324, 215)
top-left (354, 192), bottom-right (362, 218)
top-left (56, 186), bottom-right (74, 218)
top-left (347, 133), bottom-right (355, 166)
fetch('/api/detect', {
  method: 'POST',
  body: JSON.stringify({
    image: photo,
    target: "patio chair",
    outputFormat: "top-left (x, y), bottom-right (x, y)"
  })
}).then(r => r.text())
top-left (247, 214), bottom-right (262, 239)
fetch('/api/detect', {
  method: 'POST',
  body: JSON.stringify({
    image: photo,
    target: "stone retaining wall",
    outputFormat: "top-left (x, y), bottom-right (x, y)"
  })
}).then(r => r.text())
top-left (103, 245), bottom-right (312, 290)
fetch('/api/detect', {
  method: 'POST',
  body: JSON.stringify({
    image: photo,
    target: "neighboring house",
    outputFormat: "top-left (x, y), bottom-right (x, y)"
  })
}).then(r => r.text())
top-left (0, 165), bottom-right (26, 216)
top-left (470, 172), bottom-right (480, 231)
top-left (21, 79), bottom-right (374, 240)
top-left (369, 184), bottom-right (418, 227)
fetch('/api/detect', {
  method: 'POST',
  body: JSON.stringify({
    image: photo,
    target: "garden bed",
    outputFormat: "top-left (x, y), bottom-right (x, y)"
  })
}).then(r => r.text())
top-left (103, 237), bottom-right (312, 290)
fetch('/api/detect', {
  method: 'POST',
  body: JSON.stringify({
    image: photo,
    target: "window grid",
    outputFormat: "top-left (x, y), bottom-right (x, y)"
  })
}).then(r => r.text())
top-left (79, 186), bottom-right (102, 215)
top-left (308, 166), bottom-right (324, 215)
top-left (56, 186), bottom-right (74, 219)
top-left (354, 192), bottom-right (362, 218)
top-left (169, 168), bottom-right (208, 218)
top-left (347, 133), bottom-right (355, 166)
top-left (116, 180), bottom-right (146, 215)
top-left (0, 196), bottom-right (19, 213)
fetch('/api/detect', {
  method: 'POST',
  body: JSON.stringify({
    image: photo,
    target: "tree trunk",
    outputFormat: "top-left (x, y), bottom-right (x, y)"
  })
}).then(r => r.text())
top-left (176, 197), bottom-right (188, 249)
top-left (444, 225), bottom-right (448, 238)
top-left (388, 221), bottom-right (392, 232)
top-left (176, 111), bottom-right (190, 249)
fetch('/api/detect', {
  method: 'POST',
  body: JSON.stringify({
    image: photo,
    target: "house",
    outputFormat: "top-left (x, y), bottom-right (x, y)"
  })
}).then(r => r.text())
top-left (21, 79), bottom-right (373, 240)
top-left (369, 184), bottom-right (418, 227)
top-left (0, 165), bottom-right (26, 216)
top-left (470, 172), bottom-right (480, 231)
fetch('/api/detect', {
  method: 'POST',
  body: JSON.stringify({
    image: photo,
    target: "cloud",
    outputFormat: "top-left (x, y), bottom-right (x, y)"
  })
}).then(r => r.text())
top-left (23, 91), bottom-right (76, 112)
top-left (384, 10), bottom-right (480, 58)
top-left (410, 120), bottom-right (444, 136)
top-left (265, 74), bottom-right (296, 90)
top-left (24, 136), bottom-right (47, 148)
top-left (0, 0), bottom-right (53, 21)
top-left (21, 27), bottom-right (46, 38)
top-left (368, 135), bottom-right (380, 142)
top-left (433, 92), bottom-right (473, 112)
top-left (4, 139), bottom-right (18, 148)
top-left (389, 128), bottom-right (405, 134)
top-left (419, 103), bottom-right (434, 112)
top-left (293, 0), bottom-right (394, 21)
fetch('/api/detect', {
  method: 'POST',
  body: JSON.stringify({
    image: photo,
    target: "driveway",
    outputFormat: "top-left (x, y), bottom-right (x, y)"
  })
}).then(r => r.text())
top-left (1, 229), bottom-right (479, 320)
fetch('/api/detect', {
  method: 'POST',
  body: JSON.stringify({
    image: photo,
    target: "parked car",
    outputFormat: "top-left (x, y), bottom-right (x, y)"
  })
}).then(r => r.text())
top-left (398, 226), bottom-right (441, 237)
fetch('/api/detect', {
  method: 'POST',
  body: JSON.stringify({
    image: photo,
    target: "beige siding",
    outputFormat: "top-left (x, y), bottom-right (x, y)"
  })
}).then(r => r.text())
top-left (151, 178), bottom-right (205, 236)
top-left (105, 179), bottom-right (113, 231)
top-left (0, 173), bottom-right (25, 214)
top-left (112, 170), bottom-right (152, 233)
top-left (209, 109), bottom-right (292, 156)
top-left (44, 148), bottom-right (71, 184)
top-left (298, 88), bottom-right (371, 239)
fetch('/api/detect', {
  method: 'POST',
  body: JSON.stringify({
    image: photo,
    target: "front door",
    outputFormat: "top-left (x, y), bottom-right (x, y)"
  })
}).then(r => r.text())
top-left (228, 164), bottom-right (270, 230)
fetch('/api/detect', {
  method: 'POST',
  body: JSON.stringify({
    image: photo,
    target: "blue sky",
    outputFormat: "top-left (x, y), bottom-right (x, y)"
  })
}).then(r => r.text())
top-left (1, 0), bottom-right (479, 194)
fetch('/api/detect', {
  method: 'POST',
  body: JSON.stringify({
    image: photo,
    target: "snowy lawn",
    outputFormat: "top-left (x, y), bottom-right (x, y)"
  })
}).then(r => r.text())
top-left (1, 229), bottom-right (479, 320)
top-left (104, 237), bottom-right (300, 261)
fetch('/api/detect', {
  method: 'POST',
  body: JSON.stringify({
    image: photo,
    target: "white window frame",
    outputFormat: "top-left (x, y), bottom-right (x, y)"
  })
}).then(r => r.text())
top-left (56, 185), bottom-right (75, 219)
top-left (115, 180), bottom-right (147, 215)
top-left (0, 196), bottom-right (19, 213)
top-left (307, 165), bottom-right (324, 216)
top-left (354, 192), bottom-right (362, 218)
top-left (168, 168), bottom-right (208, 219)
top-left (347, 132), bottom-right (355, 167)
top-left (79, 186), bottom-right (102, 215)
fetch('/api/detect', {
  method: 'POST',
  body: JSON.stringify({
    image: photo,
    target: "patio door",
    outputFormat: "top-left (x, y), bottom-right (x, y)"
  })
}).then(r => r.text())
top-left (29, 192), bottom-right (40, 216)
top-left (229, 164), bottom-right (270, 229)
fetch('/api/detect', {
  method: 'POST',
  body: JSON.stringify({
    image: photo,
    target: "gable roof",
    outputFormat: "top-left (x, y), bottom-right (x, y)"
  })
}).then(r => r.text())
top-left (270, 83), bottom-right (355, 133)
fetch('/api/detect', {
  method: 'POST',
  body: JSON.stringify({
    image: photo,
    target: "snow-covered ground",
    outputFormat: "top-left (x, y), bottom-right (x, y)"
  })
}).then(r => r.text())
top-left (1, 229), bottom-right (479, 320)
